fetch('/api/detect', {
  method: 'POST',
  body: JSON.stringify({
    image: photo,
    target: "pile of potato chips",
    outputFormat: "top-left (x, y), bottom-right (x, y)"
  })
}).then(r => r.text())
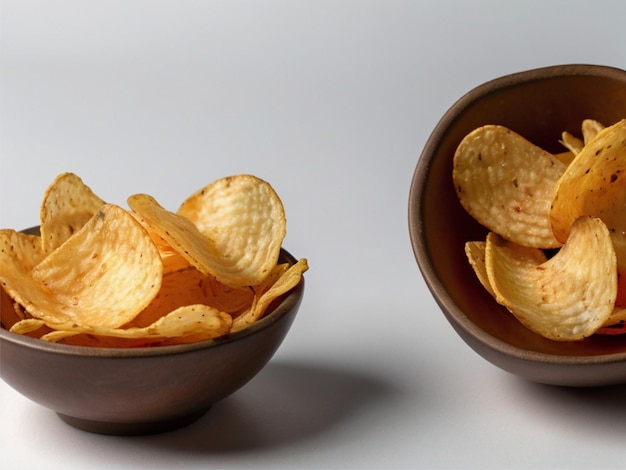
top-left (453, 119), bottom-right (626, 341)
top-left (0, 173), bottom-right (307, 347)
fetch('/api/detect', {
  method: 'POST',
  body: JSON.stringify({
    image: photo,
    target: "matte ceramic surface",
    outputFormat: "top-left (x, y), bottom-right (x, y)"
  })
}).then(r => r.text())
top-left (409, 64), bottom-right (626, 387)
top-left (0, 245), bottom-right (304, 435)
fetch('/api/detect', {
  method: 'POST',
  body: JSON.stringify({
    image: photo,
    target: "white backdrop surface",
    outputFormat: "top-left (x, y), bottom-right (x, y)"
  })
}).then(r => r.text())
top-left (1, 1), bottom-right (626, 469)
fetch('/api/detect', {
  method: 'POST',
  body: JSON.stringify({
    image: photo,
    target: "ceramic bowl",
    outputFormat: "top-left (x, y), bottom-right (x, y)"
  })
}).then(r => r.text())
top-left (0, 241), bottom-right (304, 435)
top-left (409, 64), bottom-right (626, 387)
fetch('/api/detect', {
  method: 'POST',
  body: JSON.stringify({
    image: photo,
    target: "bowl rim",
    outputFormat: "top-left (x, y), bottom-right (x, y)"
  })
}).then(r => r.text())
top-left (409, 63), bottom-right (626, 366)
top-left (1, 236), bottom-right (304, 359)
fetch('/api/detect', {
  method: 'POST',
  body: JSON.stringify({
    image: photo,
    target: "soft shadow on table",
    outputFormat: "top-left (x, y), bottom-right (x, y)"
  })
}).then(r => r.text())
top-left (133, 359), bottom-right (399, 453)
top-left (513, 376), bottom-right (626, 434)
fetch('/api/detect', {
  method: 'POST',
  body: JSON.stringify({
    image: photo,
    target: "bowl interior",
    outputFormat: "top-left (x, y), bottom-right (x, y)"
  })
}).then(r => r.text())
top-left (410, 64), bottom-right (626, 358)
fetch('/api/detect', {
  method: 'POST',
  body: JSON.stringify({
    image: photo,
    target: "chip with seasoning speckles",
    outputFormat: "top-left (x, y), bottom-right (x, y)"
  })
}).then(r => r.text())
top-left (39, 172), bottom-right (106, 254)
top-left (453, 125), bottom-right (566, 249)
top-left (551, 119), bottom-right (626, 270)
top-left (485, 216), bottom-right (617, 341)
top-left (177, 174), bottom-right (287, 287)
top-left (3, 204), bottom-right (164, 330)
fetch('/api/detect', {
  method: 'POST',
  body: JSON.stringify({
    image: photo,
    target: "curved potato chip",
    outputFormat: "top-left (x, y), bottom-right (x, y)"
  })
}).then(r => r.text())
top-left (598, 306), bottom-right (626, 334)
top-left (486, 216), bottom-right (616, 341)
top-left (178, 175), bottom-right (287, 286)
top-left (582, 118), bottom-right (605, 144)
top-left (464, 241), bottom-right (494, 297)
top-left (128, 193), bottom-right (245, 285)
top-left (453, 125), bottom-right (566, 248)
top-left (27, 204), bottom-right (163, 328)
top-left (0, 230), bottom-right (45, 271)
top-left (9, 318), bottom-right (46, 335)
top-left (551, 119), bottom-right (626, 267)
top-left (144, 304), bottom-right (232, 338)
top-left (40, 172), bottom-right (105, 254)
top-left (0, 230), bottom-right (47, 319)
top-left (232, 258), bottom-right (308, 332)
top-left (40, 304), bottom-right (232, 343)
top-left (560, 132), bottom-right (584, 156)
top-left (559, 119), bottom-right (605, 157)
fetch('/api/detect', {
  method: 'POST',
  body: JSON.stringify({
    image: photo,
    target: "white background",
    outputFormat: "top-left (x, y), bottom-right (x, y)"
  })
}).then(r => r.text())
top-left (1, 1), bottom-right (626, 469)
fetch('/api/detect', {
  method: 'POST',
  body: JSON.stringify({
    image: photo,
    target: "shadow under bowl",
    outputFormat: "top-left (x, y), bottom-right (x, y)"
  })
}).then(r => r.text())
top-left (409, 64), bottom-right (626, 387)
top-left (1, 244), bottom-right (304, 435)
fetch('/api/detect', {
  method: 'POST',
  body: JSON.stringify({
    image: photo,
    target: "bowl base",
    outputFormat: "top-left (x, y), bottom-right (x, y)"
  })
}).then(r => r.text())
top-left (57, 408), bottom-right (210, 436)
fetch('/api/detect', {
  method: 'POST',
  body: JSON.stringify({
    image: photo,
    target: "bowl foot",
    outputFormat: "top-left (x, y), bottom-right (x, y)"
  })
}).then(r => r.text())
top-left (56, 409), bottom-right (210, 436)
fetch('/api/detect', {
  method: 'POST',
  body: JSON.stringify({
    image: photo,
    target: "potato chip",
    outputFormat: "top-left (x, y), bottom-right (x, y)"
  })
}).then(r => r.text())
top-left (0, 230), bottom-right (48, 320)
top-left (559, 132), bottom-right (584, 156)
top-left (40, 304), bottom-right (232, 344)
top-left (559, 120), bottom-right (605, 157)
top-left (39, 172), bottom-right (105, 254)
top-left (464, 241), bottom-right (494, 297)
top-left (486, 216), bottom-right (617, 341)
top-left (581, 118), bottom-right (605, 144)
top-left (128, 193), bottom-right (249, 285)
top-left (9, 318), bottom-right (46, 335)
top-left (453, 125), bottom-right (566, 248)
top-left (27, 204), bottom-right (163, 329)
top-left (551, 119), bottom-right (626, 268)
top-left (178, 175), bottom-right (287, 286)
top-left (232, 258), bottom-right (308, 332)
top-left (598, 306), bottom-right (626, 334)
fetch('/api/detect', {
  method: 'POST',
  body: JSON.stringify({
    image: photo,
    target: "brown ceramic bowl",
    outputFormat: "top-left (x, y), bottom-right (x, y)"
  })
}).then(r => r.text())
top-left (409, 64), bottom-right (626, 387)
top-left (0, 237), bottom-right (304, 435)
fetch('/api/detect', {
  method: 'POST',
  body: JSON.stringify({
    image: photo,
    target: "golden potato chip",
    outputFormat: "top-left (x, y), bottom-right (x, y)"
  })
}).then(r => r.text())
top-left (598, 306), bottom-right (626, 334)
top-left (199, 275), bottom-right (256, 316)
top-left (453, 125), bottom-right (566, 249)
top-left (559, 132), bottom-right (584, 156)
top-left (144, 304), bottom-right (232, 339)
top-left (40, 304), bottom-right (232, 343)
top-left (581, 118), bottom-right (605, 144)
top-left (128, 193), bottom-right (246, 285)
top-left (559, 120), bottom-right (605, 157)
top-left (178, 175), bottom-right (287, 286)
top-left (26, 204), bottom-right (163, 329)
top-left (9, 318), bottom-right (46, 335)
top-left (0, 230), bottom-right (48, 320)
top-left (486, 216), bottom-right (616, 341)
top-left (232, 258), bottom-right (308, 332)
top-left (551, 119), bottom-right (626, 267)
top-left (464, 241), bottom-right (494, 297)
top-left (0, 230), bottom-right (45, 271)
top-left (40, 172), bottom-right (105, 254)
